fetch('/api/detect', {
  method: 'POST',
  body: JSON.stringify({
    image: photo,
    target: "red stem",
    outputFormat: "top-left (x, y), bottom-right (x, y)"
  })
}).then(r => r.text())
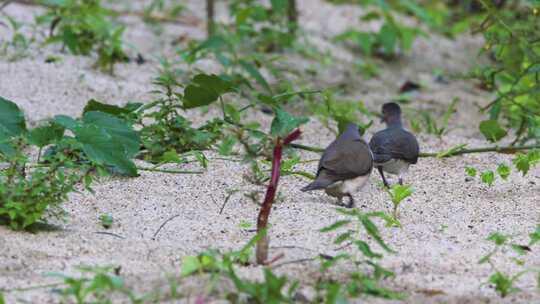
top-left (256, 128), bottom-right (301, 264)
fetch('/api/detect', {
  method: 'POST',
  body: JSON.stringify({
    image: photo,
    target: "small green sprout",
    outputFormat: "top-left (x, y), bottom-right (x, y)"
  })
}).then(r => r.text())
top-left (386, 184), bottom-right (413, 220)
top-left (99, 214), bottom-right (113, 229)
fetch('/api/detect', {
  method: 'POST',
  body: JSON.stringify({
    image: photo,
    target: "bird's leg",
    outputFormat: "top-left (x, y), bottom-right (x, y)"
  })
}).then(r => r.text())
top-left (378, 166), bottom-right (390, 188)
top-left (398, 175), bottom-right (403, 185)
top-left (346, 194), bottom-right (355, 208)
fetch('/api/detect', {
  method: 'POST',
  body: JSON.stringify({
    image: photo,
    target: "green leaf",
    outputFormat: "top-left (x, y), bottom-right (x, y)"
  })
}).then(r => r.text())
top-left (388, 184), bottom-right (413, 204)
top-left (0, 96), bottom-right (26, 137)
top-left (497, 163), bottom-right (511, 180)
top-left (180, 255), bottom-right (201, 277)
top-left (378, 22), bottom-right (398, 55)
top-left (465, 166), bottom-right (477, 177)
top-left (99, 214), bottom-right (113, 229)
top-left (183, 74), bottom-right (234, 109)
top-left (529, 224), bottom-right (540, 246)
top-left (28, 122), bottom-right (65, 147)
top-left (83, 111), bottom-right (140, 158)
top-left (481, 171), bottom-right (495, 186)
top-left (74, 124), bottom-right (138, 176)
top-left (82, 99), bottom-right (137, 116)
top-left (54, 115), bottom-right (79, 130)
top-left (218, 135), bottom-right (236, 156)
top-left (0, 292), bottom-right (4, 304)
top-left (270, 108), bottom-right (308, 137)
top-left (334, 231), bottom-right (353, 244)
top-left (354, 240), bottom-right (382, 259)
top-left (239, 60), bottom-right (272, 94)
top-left (487, 232), bottom-right (508, 246)
top-left (479, 120), bottom-right (507, 142)
top-left (319, 220), bottom-right (351, 232)
top-left (360, 215), bottom-right (394, 253)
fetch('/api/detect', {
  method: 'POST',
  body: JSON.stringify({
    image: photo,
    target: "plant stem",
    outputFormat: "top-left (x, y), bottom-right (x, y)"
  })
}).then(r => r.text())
top-left (290, 143), bottom-right (540, 158)
top-left (256, 129), bottom-right (301, 265)
top-left (136, 167), bottom-right (203, 174)
top-left (418, 144), bottom-right (540, 157)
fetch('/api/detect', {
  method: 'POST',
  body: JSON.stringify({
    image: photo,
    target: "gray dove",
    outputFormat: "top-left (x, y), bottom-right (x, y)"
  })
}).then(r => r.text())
top-left (301, 123), bottom-right (373, 208)
top-left (369, 102), bottom-right (419, 188)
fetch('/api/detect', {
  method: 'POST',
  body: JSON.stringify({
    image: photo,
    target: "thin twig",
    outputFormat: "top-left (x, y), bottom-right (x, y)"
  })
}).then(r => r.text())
top-left (263, 252), bottom-right (285, 266)
top-left (271, 257), bottom-right (317, 269)
top-left (0, 282), bottom-right (63, 293)
top-left (219, 190), bottom-right (238, 214)
top-left (94, 231), bottom-right (126, 239)
top-left (152, 214), bottom-right (180, 240)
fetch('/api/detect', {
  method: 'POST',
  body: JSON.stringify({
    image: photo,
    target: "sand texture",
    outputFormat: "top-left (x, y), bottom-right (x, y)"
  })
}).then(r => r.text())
top-left (1, 0), bottom-right (539, 303)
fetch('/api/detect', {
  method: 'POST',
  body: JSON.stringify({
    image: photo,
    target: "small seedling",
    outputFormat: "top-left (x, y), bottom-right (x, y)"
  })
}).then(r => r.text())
top-left (99, 214), bottom-right (113, 229)
top-left (47, 265), bottom-right (137, 303)
top-left (386, 184), bottom-right (413, 220)
top-left (479, 229), bottom-right (540, 298)
top-left (481, 170), bottom-right (495, 186)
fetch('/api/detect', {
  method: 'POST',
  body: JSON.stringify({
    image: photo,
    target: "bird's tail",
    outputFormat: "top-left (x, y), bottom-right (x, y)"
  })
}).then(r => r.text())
top-left (301, 179), bottom-right (329, 192)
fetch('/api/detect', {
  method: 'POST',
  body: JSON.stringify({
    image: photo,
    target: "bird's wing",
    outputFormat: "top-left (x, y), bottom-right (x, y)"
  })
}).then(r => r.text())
top-left (370, 129), bottom-right (419, 164)
top-left (319, 139), bottom-right (373, 181)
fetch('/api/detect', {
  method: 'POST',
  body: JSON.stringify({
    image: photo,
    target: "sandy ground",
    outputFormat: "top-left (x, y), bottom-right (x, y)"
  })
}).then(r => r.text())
top-left (1, 0), bottom-right (539, 303)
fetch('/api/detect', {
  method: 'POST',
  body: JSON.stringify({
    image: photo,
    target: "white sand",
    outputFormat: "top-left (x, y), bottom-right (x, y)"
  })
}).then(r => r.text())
top-left (1, 1), bottom-right (539, 303)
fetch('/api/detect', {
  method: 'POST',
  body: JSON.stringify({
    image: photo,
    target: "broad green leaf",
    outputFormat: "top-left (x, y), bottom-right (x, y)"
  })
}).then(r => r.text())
top-left (54, 115), bottom-right (79, 130)
top-left (0, 96), bottom-right (26, 137)
top-left (270, 108), bottom-right (308, 137)
top-left (83, 111), bottom-right (140, 158)
top-left (28, 122), bottom-right (65, 147)
top-left (183, 74), bottom-right (233, 109)
top-left (479, 119), bottom-right (507, 142)
top-left (74, 124), bottom-right (137, 176)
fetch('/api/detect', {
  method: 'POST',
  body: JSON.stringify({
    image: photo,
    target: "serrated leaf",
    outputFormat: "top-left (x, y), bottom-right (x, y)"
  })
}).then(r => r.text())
top-left (479, 119), bottom-right (507, 142)
top-left (354, 240), bottom-right (382, 259)
top-left (270, 108), bottom-right (308, 137)
top-left (360, 215), bottom-right (394, 253)
top-left (320, 220), bottom-right (351, 232)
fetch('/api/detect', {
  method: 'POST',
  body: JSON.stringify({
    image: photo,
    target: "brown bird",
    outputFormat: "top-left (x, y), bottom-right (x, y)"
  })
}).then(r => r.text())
top-left (301, 123), bottom-right (373, 208)
top-left (369, 102), bottom-right (419, 188)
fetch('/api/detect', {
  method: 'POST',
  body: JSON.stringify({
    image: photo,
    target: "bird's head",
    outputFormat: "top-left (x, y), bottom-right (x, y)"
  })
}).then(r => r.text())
top-left (381, 102), bottom-right (402, 126)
